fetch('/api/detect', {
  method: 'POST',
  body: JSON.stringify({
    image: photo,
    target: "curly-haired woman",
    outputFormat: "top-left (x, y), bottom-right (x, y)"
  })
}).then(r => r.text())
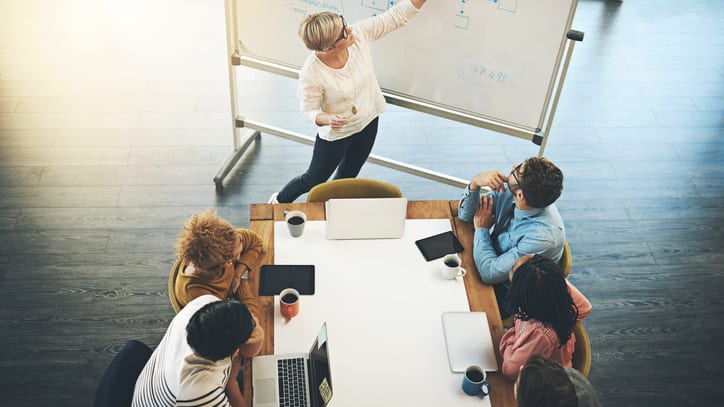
top-left (172, 209), bottom-right (265, 358)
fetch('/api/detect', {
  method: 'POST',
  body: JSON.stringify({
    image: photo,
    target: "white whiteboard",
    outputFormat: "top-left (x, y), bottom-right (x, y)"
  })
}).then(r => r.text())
top-left (231, 0), bottom-right (577, 133)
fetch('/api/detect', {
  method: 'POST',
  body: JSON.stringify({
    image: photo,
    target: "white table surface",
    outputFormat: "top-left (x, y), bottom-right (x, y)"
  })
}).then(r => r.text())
top-left (273, 219), bottom-right (492, 407)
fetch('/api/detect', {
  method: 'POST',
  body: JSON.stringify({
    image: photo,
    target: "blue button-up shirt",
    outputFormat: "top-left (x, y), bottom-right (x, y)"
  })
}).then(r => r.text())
top-left (458, 184), bottom-right (565, 284)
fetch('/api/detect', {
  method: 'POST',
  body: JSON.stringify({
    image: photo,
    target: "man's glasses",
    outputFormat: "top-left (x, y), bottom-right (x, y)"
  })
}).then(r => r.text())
top-left (509, 163), bottom-right (523, 192)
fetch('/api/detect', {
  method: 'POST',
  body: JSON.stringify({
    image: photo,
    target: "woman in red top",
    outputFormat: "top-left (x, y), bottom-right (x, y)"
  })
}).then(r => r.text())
top-left (499, 254), bottom-right (592, 380)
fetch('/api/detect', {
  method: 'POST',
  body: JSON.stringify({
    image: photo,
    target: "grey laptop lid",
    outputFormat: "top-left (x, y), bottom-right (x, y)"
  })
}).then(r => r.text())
top-left (307, 323), bottom-right (333, 406)
top-left (325, 197), bottom-right (408, 240)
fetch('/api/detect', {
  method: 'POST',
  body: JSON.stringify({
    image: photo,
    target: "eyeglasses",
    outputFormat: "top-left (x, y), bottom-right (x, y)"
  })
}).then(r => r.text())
top-left (322, 15), bottom-right (347, 51)
top-left (509, 163), bottom-right (523, 192)
top-left (338, 15), bottom-right (348, 41)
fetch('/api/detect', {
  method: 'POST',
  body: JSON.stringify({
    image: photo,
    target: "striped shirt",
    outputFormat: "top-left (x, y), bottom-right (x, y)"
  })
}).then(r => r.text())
top-left (132, 295), bottom-right (233, 407)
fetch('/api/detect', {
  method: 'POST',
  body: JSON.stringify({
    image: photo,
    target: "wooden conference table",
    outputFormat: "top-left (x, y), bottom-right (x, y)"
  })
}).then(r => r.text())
top-left (244, 200), bottom-right (515, 407)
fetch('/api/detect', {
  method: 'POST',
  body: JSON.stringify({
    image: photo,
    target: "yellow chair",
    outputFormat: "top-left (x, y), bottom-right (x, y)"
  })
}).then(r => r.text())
top-left (571, 322), bottom-right (591, 377)
top-left (168, 260), bottom-right (182, 313)
top-left (306, 178), bottom-right (402, 202)
top-left (559, 240), bottom-right (572, 278)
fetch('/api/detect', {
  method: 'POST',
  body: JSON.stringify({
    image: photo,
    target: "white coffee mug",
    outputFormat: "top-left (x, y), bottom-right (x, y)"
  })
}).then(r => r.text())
top-left (442, 253), bottom-right (467, 279)
top-left (284, 210), bottom-right (306, 238)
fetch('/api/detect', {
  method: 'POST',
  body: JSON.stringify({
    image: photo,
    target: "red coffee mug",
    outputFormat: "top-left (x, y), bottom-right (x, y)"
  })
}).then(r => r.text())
top-left (279, 288), bottom-right (300, 321)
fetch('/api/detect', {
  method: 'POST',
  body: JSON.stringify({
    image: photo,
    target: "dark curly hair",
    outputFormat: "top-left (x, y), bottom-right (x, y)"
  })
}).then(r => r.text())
top-left (506, 255), bottom-right (578, 347)
top-left (186, 300), bottom-right (254, 361)
top-left (518, 157), bottom-right (563, 208)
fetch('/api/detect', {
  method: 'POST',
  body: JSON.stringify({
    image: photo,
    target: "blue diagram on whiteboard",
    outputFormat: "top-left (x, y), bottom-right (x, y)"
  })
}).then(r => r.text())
top-left (362, 0), bottom-right (392, 13)
top-left (455, 0), bottom-right (518, 31)
top-left (496, 0), bottom-right (519, 13)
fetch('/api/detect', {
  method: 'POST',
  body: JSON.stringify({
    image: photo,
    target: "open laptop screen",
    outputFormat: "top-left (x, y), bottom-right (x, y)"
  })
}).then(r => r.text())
top-left (308, 323), bottom-right (333, 407)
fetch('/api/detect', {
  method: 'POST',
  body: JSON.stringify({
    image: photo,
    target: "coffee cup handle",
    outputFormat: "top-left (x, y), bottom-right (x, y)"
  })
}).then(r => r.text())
top-left (478, 380), bottom-right (490, 397)
top-left (459, 267), bottom-right (467, 277)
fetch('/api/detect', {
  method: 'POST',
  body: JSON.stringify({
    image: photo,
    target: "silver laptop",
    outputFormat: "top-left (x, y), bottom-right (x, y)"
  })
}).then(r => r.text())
top-left (325, 197), bottom-right (408, 240)
top-left (252, 323), bottom-right (333, 407)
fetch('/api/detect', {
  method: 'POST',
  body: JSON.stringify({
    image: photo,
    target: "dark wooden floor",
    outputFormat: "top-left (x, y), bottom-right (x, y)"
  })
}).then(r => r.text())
top-left (1, 0), bottom-right (723, 406)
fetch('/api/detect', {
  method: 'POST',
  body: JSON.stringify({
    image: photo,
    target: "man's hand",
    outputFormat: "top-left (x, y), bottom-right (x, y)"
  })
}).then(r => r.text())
top-left (474, 195), bottom-right (496, 230)
top-left (509, 254), bottom-right (535, 282)
top-left (470, 170), bottom-right (508, 192)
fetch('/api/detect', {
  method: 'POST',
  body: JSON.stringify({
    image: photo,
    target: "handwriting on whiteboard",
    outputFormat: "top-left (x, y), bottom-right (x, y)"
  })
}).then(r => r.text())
top-left (458, 61), bottom-right (509, 86)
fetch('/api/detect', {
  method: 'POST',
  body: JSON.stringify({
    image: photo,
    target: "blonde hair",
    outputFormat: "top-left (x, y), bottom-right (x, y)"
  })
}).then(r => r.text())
top-left (299, 12), bottom-right (344, 51)
top-left (175, 209), bottom-right (236, 271)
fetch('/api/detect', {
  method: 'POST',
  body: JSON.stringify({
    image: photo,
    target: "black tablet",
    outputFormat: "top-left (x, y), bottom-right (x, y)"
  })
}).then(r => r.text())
top-left (414, 231), bottom-right (464, 262)
top-left (259, 264), bottom-right (315, 296)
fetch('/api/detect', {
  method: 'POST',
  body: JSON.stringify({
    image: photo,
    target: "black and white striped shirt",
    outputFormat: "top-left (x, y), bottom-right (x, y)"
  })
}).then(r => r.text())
top-left (132, 295), bottom-right (233, 407)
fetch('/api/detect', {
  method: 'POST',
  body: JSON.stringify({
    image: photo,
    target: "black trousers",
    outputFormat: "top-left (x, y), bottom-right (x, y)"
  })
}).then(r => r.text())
top-left (277, 117), bottom-right (379, 203)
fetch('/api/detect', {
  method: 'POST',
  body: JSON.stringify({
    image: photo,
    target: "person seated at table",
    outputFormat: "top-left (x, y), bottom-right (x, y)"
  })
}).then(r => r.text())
top-left (457, 157), bottom-right (565, 316)
top-left (132, 296), bottom-right (254, 407)
top-left (516, 354), bottom-right (601, 407)
top-left (500, 255), bottom-right (592, 381)
top-left (172, 209), bottom-right (265, 357)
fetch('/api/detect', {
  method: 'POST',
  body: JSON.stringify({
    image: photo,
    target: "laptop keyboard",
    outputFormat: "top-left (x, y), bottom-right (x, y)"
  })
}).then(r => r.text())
top-left (277, 358), bottom-right (308, 407)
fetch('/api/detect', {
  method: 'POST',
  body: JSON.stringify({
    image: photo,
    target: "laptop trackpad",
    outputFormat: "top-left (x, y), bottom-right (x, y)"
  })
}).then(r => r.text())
top-left (255, 378), bottom-right (277, 404)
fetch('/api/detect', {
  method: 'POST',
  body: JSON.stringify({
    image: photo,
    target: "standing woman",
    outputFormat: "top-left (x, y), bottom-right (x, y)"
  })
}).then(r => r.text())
top-left (269, 0), bottom-right (427, 204)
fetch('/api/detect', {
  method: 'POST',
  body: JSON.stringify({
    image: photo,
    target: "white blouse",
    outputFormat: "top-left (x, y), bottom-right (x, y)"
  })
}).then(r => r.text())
top-left (297, 0), bottom-right (420, 141)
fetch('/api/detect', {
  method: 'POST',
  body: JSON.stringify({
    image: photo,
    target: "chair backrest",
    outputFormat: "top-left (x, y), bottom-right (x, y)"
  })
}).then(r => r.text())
top-left (94, 340), bottom-right (153, 407)
top-left (559, 240), bottom-right (572, 278)
top-left (571, 322), bottom-right (591, 377)
top-left (306, 178), bottom-right (402, 203)
top-left (168, 259), bottom-right (183, 313)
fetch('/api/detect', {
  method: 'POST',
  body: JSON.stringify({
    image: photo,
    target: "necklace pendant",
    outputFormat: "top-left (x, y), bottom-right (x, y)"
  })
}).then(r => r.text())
top-left (351, 105), bottom-right (357, 115)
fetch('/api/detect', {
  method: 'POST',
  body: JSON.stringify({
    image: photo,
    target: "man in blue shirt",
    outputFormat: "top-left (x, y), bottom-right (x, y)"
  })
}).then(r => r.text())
top-left (458, 157), bottom-right (565, 316)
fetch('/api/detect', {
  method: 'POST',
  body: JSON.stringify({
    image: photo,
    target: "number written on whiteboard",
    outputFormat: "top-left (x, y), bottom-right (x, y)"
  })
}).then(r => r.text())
top-left (468, 64), bottom-right (508, 83)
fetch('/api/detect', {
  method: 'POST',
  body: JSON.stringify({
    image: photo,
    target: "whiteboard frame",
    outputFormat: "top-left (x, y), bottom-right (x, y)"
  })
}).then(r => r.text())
top-left (214, 0), bottom-right (582, 192)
